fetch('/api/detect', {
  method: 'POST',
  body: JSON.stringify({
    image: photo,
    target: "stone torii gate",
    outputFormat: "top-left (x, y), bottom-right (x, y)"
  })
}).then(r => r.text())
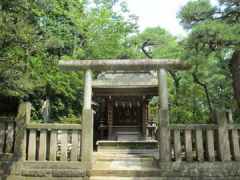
top-left (59, 59), bottom-right (190, 165)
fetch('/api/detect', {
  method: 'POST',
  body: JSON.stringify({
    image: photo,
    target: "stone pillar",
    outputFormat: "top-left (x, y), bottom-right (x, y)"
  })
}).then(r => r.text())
top-left (157, 69), bottom-right (168, 109)
top-left (215, 110), bottom-right (231, 161)
top-left (14, 102), bottom-right (31, 161)
top-left (157, 69), bottom-right (170, 162)
top-left (81, 68), bottom-right (93, 164)
top-left (158, 109), bottom-right (170, 161)
top-left (83, 69), bottom-right (92, 109)
top-left (81, 109), bottom-right (94, 163)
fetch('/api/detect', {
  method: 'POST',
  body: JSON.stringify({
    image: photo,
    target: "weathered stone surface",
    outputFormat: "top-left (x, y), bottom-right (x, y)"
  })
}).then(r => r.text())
top-left (60, 130), bottom-right (68, 161)
top-left (71, 130), bottom-right (79, 161)
top-left (92, 71), bottom-right (158, 90)
top-left (40, 178), bottom-right (84, 180)
top-left (158, 109), bottom-right (170, 162)
top-left (5, 123), bottom-right (14, 153)
top-left (169, 124), bottom-right (217, 130)
top-left (198, 163), bottom-right (231, 177)
top-left (196, 129), bottom-right (204, 161)
top-left (158, 69), bottom-right (168, 109)
top-left (184, 130), bottom-right (193, 162)
top-left (97, 140), bottom-right (158, 150)
top-left (59, 59), bottom-right (192, 72)
top-left (25, 177), bottom-right (41, 180)
top-left (39, 130), bottom-right (47, 161)
top-left (215, 110), bottom-right (231, 161)
top-left (52, 169), bottom-right (86, 177)
top-left (206, 130), bottom-right (215, 161)
top-left (0, 161), bottom-right (16, 175)
top-left (26, 124), bottom-right (82, 130)
top-left (0, 122), bottom-right (5, 153)
top-left (83, 69), bottom-right (92, 109)
top-left (14, 102), bottom-right (31, 161)
top-left (49, 130), bottom-right (57, 161)
top-left (174, 130), bottom-right (181, 162)
top-left (230, 129), bottom-right (240, 161)
top-left (3, 175), bottom-right (23, 180)
top-left (228, 124), bottom-right (240, 130)
top-left (0, 153), bottom-right (14, 161)
top-left (81, 109), bottom-right (94, 163)
top-left (161, 162), bottom-right (199, 177)
top-left (0, 116), bottom-right (15, 123)
top-left (28, 129), bottom-right (37, 161)
top-left (21, 161), bottom-right (92, 170)
top-left (2, 160), bottom-right (240, 179)
top-left (158, 162), bottom-right (240, 178)
top-left (92, 169), bottom-right (162, 177)
top-left (22, 169), bottom-right (51, 177)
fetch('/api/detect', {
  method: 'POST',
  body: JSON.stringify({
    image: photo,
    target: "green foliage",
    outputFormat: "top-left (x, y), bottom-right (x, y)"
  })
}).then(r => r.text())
top-left (59, 114), bottom-right (81, 124)
top-left (0, 0), bottom-right (137, 122)
top-left (1, 0), bottom-right (239, 124)
top-left (178, 0), bottom-right (216, 29)
top-left (178, 0), bottom-right (240, 121)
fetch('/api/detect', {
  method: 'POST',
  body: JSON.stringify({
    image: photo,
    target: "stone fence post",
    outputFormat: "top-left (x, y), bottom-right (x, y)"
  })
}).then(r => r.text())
top-left (14, 102), bottom-right (31, 161)
top-left (215, 110), bottom-right (231, 161)
top-left (158, 109), bottom-right (170, 161)
top-left (81, 109), bottom-right (94, 164)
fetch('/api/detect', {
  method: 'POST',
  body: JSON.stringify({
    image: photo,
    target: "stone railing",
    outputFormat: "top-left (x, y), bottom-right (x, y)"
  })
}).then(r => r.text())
top-left (0, 116), bottom-right (16, 158)
top-left (25, 123), bottom-right (82, 161)
top-left (0, 102), bottom-right (92, 179)
top-left (227, 123), bottom-right (240, 161)
top-left (160, 110), bottom-right (240, 162)
top-left (0, 102), bottom-right (31, 163)
top-left (169, 124), bottom-right (218, 162)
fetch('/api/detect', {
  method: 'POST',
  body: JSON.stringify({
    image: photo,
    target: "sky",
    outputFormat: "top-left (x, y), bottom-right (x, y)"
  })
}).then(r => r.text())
top-left (123, 0), bottom-right (218, 36)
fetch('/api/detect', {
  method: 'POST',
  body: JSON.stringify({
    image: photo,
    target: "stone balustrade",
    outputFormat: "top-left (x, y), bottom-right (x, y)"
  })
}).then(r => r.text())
top-left (26, 123), bottom-right (82, 161)
top-left (1, 102), bottom-right (240, 179)
top-left (0, 116), bottom-right (15, 159)
top-left (169, 124), bottom-right (218, 162)
top-left (163, 110), bottom-right (240, 162)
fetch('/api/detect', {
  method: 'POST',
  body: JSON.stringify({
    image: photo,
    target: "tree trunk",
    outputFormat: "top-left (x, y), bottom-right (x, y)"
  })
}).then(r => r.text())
top-left (169, 71), bottom-right (181, 94)
top-left (229, 51), bottom-right (240, 109)
top-left (192, 72), bottom-right (213, 114)
top-left (192, 61), bottom-right (214, 116)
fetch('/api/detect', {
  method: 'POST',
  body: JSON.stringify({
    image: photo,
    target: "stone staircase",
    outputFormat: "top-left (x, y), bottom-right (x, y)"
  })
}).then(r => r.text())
top-left (91, 153), bottom-right (161, 180)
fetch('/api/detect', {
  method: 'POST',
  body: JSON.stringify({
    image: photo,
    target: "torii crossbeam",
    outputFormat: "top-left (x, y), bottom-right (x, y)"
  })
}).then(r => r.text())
top-left (59, 59), bottom-right (191, 71)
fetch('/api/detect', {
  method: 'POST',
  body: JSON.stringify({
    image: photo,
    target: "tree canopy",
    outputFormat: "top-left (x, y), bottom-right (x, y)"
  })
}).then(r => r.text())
top-left (0, 0), bottom-right (240, 123)
top-left (178, 0), bottom-right (240, 121)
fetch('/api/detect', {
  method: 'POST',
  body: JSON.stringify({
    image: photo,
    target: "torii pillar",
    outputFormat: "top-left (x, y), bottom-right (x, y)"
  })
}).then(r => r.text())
top-left (81, 69), bottom-right (94, 163)
top-left (158, 69), bottom-right (170, 161)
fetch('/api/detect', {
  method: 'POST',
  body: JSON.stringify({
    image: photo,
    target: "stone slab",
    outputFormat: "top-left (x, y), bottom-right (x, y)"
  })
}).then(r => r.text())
top-left (117, 132), bottom-right (139, 141)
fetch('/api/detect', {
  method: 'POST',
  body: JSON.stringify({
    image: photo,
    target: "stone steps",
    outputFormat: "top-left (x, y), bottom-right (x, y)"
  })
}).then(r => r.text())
top-left (91, 169), bottom-right (161, 177)
top-left (90, 176), bottom-right (164, 180)
top-left (91, 153), bottom-right (161, 179)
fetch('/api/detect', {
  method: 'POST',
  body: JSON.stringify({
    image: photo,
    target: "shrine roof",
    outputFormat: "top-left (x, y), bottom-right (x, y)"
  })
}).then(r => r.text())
top-left (92, 71), bottom-right (158, 96)
top-left (92, 71), bottom-right (158, 89)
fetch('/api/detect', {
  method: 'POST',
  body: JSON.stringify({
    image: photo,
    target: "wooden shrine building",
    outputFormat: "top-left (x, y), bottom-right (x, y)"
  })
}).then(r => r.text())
top-left (93, 71), bottom-right (158, 141)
